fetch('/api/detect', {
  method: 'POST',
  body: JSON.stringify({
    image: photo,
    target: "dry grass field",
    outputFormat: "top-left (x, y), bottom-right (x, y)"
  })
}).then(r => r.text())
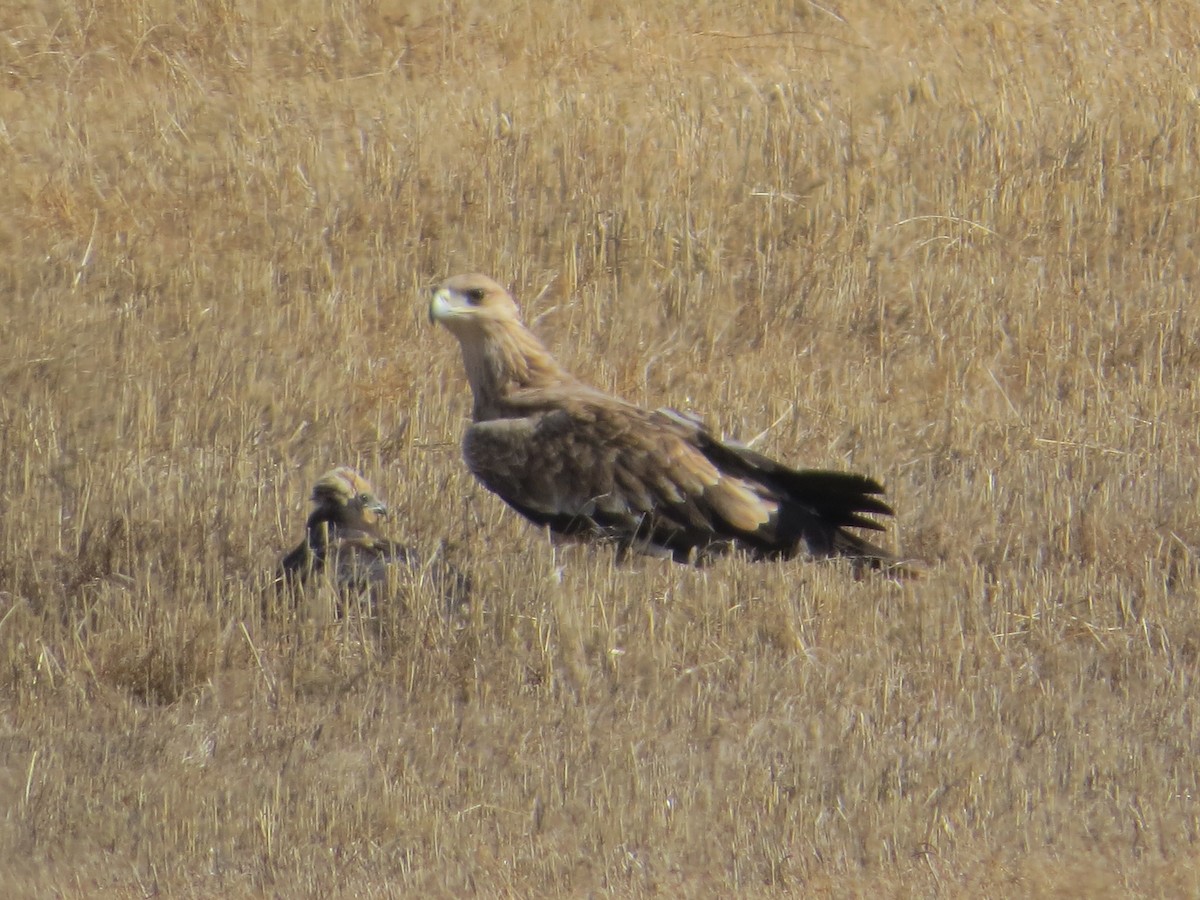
top-left (3, 0), bottom-right (1200, 895)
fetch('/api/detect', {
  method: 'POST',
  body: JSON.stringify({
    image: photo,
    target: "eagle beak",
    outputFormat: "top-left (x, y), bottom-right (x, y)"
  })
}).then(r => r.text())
top-left (429, 289), bottom-right (453, 324)
top-left (371, 500), bottom-right (390, 518)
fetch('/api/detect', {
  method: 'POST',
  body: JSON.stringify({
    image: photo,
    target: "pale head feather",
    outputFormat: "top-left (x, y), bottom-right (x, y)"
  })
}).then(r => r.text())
top-left (310, 467), bottom-right (389, 527)
top-left (430, 274), bottom-right (574, 420)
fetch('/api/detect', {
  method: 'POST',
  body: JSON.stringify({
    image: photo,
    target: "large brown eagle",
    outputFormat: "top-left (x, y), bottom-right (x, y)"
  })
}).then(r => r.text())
top-left (278, 467), bottom-right (470, 612)
top-left (430, 274), bottom-right (907, 570)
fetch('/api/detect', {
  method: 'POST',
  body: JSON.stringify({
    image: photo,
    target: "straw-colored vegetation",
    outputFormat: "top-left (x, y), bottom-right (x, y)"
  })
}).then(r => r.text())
top-left (3, 0), bottom-right (1200, 894)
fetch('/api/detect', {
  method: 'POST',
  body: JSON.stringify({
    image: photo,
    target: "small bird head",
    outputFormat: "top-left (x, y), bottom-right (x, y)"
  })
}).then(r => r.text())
top-left (310, 467), bottom-right (389, 529)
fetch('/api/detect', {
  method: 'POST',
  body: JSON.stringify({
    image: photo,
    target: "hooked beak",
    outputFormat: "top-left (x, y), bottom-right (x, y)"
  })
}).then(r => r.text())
top-left (429, 288), bottom-right (458, 325)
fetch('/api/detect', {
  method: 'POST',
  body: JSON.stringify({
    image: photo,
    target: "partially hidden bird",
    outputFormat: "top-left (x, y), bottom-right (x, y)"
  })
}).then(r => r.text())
top-left (277, 466), bottom-right (470, 613)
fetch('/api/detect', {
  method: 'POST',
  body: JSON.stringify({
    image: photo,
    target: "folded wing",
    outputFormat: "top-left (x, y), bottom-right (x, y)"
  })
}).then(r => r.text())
top-left (465, 399), bottom-right (896, 565)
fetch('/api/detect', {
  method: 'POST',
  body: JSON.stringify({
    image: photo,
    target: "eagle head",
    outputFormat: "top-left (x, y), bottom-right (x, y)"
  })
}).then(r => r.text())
top-left (429, 273), bottom-right (521, 336)
top-left (311, 467), bottom-right (389, 527)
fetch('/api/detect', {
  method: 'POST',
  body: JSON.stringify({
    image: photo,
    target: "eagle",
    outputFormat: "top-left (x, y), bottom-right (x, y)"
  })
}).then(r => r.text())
top-left (429, 273), bottom-right (908, 571)
top-left (277, 467), bottom-right (470, 613)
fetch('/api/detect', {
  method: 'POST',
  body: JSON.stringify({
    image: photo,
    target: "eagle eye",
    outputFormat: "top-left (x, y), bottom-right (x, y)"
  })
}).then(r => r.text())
top-left (464, 288), bottom-right (486, 305)
top-left (357, 492), bottom-right (372, 505)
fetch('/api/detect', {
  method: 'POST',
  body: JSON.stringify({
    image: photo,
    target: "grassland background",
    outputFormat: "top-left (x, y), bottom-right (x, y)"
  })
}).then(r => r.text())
top-left (3, 0), bottom-right (1200, 895)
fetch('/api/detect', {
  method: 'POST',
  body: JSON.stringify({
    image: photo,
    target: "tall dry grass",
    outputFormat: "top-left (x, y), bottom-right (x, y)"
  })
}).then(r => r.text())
top-left (3, 0), bottom-right (1200, 894)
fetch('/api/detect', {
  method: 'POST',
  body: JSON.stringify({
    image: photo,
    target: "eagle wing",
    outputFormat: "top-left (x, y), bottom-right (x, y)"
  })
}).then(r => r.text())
top-left (464, 396), bottom-right (893, 563)
top-left (659, 409), bottom-right (896, 559)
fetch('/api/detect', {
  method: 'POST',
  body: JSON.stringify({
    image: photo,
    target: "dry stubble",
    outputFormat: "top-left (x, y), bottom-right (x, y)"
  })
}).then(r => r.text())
top-left (2, 0), bottom-right (1200, 895)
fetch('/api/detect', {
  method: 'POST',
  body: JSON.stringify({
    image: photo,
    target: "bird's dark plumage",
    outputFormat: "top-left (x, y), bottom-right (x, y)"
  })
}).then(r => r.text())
top-left (277, 467), bottom-right (470, 613)
top-left (430, 274), bottom-right (909, 571)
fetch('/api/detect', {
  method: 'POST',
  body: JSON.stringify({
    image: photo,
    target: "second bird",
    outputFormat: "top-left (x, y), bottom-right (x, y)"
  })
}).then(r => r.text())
top-left (278, 467), bottom-right (470, 614)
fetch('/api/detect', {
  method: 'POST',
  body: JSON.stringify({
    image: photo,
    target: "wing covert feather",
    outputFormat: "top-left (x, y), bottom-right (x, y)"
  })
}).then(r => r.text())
top-left (464, 409), bottom-right (619, 519)
top-left (464, 402), bottom-right (746, 532)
